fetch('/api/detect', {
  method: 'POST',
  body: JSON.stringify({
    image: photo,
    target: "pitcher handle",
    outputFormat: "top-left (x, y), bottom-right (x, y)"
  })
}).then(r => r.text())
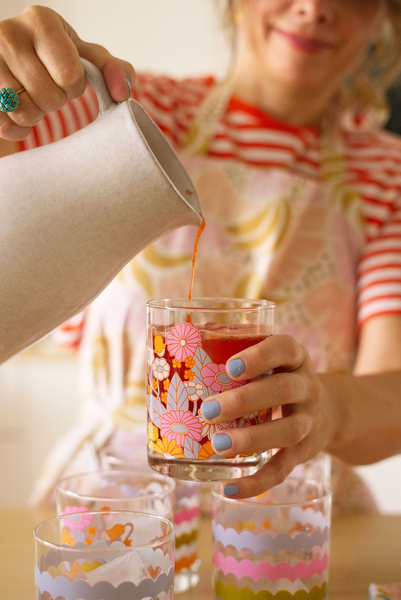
top-left (81, 58), bottom-right (117, 115)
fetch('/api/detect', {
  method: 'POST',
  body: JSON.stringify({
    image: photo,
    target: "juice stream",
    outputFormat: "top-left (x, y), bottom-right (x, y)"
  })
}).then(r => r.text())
top-left (186, 216), bottom-right (206, 322)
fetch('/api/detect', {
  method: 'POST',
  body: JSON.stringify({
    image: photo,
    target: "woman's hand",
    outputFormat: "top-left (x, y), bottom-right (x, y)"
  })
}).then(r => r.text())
top-left (0, 5), bottom-right (135, 141)
top-left (202, 334), bottom-right (334, 498)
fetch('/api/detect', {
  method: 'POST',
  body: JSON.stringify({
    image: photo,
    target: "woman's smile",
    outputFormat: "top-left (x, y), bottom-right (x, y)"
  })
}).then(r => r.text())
top-left (231, 0), bottom-right (387, 125)
top-left (270, 26), bottom-right (336, 53)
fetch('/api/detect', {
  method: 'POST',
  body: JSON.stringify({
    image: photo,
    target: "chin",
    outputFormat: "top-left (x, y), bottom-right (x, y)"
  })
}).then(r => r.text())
top-left (261, 54), bottom-right (333, 92)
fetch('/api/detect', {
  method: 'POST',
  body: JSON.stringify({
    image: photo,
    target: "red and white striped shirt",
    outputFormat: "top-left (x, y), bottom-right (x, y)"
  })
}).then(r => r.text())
top-left (19, 74), bottom-right (401, 346)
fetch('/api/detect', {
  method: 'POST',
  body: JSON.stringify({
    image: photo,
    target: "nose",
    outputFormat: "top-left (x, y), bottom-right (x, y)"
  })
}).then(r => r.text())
top-left (291, 0), bottom-right (335, 25)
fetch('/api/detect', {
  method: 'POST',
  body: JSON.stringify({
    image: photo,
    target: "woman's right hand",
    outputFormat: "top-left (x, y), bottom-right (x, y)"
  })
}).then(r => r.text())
top-left (0, 5), bottom-right (135, 141)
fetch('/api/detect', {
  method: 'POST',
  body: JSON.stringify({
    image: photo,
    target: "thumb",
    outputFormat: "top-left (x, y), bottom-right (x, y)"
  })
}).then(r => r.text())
top-left (74, 38), bottom-right (136, 103)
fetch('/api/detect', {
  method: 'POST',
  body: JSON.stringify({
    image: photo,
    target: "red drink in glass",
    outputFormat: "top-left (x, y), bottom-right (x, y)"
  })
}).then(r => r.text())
top-left (146, 298), bottom-right (275, 482)
top-left (201, 325), bottom-right (267, 362)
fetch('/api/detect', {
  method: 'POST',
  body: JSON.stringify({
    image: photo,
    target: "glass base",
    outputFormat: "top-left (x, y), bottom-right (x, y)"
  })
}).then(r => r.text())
top-left (174, 561), bottom-right (201, 593)
top-left (148, 450), bottom-right (270, 482)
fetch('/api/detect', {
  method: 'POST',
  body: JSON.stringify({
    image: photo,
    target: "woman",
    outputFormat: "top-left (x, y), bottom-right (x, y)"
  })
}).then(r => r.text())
top-left (1, 1), bottom-right (401, 510)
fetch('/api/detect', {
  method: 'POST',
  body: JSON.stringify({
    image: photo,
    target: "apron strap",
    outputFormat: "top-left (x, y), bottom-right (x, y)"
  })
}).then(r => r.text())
top-left (181, 77), bottom-right (362, 232)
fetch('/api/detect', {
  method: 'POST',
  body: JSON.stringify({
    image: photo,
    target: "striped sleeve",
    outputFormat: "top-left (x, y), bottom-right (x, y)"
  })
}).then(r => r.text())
top-left (18, 85), bottom-right (99, 151)
top-left (357, 190), bottom-right (401, 326)
top-left (51, 312), bottom-right (86, 351)
top-left (131, 73), bottom-right (214, 147)
top-left (17, 74), bottom-right (212, 152)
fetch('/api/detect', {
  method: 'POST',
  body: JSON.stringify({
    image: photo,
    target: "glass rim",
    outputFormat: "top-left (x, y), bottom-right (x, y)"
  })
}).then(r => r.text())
top-left (33, 510), bottom-right (175, 552)
top-left (57, 469), bottom-right (176, 502)
top-left (99, 450), bottom-right (146, 468)
top-left (212, 476), bottom-right (332, 508)
top-left (146, 297), bottom-right (276, 312)
top-left (99, 444), bottom-right (138, 458)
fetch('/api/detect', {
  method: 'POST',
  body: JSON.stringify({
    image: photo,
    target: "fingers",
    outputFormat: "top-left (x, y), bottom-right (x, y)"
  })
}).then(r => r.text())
top-left (27, 6), bottom-right (136, 101)
top-left (0, 55), bottom-right (48, 126)
top-left (211, 406), bottom-right (311, 456)
top-left (227, 334), bottom-right (308, 381)
top-left (199, 333), bottom-right (329, 500)
top-left (220, 444), bottom-right (309, 499)
top-left (0, 111), bottom-right (31, 141)
top-left (0, 56), bottom-right (37, 140)
top-left (0, 6), bottom-right (135, 140)
top-left (202, 369), bottom-right (307, 424)
top-left (2, 7), bottom-right (83, 106)
top-left (76, 40), bottom-right (136, 103)
top-left (201, 334), bottom-right (314, 428)
top-left (200, 332), bottom-right (328, 500)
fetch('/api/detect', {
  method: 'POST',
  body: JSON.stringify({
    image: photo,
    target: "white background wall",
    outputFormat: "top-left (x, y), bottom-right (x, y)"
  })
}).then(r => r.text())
top-left (1, 0), bottom-right (231, 78)
top-left (0, 0), bottom-right (401, 511)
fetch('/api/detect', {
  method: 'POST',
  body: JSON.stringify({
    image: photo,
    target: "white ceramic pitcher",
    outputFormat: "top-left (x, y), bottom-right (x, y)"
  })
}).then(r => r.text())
top-left (0, 59), bottom-right (202, 364)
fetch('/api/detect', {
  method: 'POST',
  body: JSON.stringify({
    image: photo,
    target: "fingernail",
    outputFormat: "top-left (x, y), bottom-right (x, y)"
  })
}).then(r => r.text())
top-left (224, 484), bottom-right (239, 497)
top-left (212, 433), bottom-right (232, 451)
top-left (125, 76), bottom-right (132, 95)
top-left (227, 358), bottom-right (245, 377)
top-left (202, 400), bottom-right (221, 420)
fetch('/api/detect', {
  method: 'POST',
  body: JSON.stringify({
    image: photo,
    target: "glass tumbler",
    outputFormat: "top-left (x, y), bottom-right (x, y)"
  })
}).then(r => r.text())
top-left (212, 477), bottom-right (332, 599)
top-left (289, 451), bottom-right (332, 486)
top-left (146, 297), bottom-right (276, 482)
top-left (34, 510), bottom-right (175, 600)
top-left (100, 441), bottom-right (201, 593)
top-left (56, 470), bottom-right (175, 520)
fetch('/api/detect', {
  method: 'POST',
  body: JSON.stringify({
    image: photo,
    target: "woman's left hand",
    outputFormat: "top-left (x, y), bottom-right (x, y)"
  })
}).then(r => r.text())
top-left (201, 334), bottom-right (333, 498)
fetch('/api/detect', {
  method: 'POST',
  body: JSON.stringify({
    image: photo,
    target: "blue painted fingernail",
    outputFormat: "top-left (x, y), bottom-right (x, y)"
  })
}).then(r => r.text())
top-left (125, 76), bottom-right (132, 95)
top-left (212, 433), bottom-right (232, 451)
top-left (202, 400), bottom-right (221, 420)
top-left (224, 484), bottom-right (239, 497)
top-left (227, 358), bottom-right (245, 377)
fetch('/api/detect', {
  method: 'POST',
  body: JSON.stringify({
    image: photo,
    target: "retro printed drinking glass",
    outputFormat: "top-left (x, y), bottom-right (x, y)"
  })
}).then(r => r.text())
top-left (99, 442), bottom-right (202, 593)
top-left (34, 510), bottom-right (175, 600)
top-left (146, 297), bottom-right (276, 482)
top-left (56, 470), bottom-right (175, 520)
top-left (212, 477), bottom-right (332, 599)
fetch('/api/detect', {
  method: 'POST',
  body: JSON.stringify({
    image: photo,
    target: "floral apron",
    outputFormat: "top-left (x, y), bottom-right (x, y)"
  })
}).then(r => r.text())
top-left (31, 83), bottom-right (378, 515)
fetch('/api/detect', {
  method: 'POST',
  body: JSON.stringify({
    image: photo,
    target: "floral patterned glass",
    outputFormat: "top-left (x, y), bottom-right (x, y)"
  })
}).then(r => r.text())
top-left (146, 297), bottom-right (275, 481)
top-left (34, 510), bottom-right (175, 600)
top-left (212, 477), bottom-right (332, 600)
top-left (99, 441), bottom-right (201, 594)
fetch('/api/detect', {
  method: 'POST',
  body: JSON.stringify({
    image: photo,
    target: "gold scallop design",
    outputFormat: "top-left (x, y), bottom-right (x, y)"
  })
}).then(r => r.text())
top-left (129, 257), bottom-right (153, 295)
top-left (143, 244), bottom-right (192, 267)
top-left (227, 198), bottom-right (291, 254)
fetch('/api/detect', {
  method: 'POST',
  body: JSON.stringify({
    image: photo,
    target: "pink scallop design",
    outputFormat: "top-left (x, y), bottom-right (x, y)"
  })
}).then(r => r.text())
top-left (174, 506), bottom-right (201, 526)
top-left (213, 551), bottom-right (329, 582)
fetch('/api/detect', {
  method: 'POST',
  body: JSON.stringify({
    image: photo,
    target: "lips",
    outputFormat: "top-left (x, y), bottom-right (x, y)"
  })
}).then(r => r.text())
top-left (272, 27), bottom-right (335, 53)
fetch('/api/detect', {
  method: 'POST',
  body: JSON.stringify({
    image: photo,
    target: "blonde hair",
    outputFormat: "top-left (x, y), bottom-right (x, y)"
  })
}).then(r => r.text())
top-left (214, 0), bottom-right (401, 117)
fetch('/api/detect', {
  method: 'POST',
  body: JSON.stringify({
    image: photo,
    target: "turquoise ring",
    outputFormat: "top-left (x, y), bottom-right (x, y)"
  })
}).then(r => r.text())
top-left (0, 87), bottom-right (24, 113)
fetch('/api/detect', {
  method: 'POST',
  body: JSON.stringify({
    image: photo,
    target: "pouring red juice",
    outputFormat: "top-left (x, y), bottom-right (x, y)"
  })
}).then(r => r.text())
top-left (147, 214), bottom-right (275, 481)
